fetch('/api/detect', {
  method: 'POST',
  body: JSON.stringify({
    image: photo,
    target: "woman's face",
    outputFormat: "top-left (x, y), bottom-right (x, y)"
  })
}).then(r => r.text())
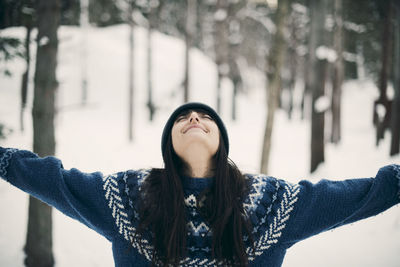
top-left (171, 110), bottom-right (220, 159)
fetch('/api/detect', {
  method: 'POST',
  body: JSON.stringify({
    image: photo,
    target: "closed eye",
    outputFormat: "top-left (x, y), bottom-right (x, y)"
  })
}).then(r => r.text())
top-left (175, 116), bottom-right (187, 122)
top-left (201, 115), bottom-right (213, 120)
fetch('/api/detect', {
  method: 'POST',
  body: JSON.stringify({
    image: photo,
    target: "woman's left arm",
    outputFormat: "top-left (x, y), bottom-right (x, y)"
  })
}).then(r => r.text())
top-left (281, 164), bottom-right (400, 246)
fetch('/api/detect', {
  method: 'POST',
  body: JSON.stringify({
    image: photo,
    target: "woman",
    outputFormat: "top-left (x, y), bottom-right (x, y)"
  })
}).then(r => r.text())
top-left (0, 102), bottom-right (399, 266)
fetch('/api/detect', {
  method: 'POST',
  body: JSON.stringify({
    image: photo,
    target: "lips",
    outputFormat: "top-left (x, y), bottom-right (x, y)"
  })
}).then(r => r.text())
top-left (183, 125), bottom-right (206, 133)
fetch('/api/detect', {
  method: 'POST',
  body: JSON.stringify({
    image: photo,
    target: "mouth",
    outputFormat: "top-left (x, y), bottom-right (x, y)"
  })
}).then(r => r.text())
top-left (183, 125), bottom-right (207, 133)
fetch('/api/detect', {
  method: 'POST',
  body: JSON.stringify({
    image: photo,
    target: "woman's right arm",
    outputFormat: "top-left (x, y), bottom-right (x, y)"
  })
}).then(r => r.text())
top-left (0, 147), bottom-right (118, 240)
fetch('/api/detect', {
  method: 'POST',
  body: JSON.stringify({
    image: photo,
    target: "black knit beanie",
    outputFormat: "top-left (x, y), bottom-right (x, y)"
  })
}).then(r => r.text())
top-left (161, 102), bottom-right (229, 157)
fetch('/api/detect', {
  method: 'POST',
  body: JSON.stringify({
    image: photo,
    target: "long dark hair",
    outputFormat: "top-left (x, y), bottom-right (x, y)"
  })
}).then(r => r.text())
top-left (135, 121), bottom-right (254, 266)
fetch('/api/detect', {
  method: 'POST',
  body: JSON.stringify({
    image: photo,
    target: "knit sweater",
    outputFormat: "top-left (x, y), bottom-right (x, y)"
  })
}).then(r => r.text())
top-left (0, 147), bottom-right (399, 267)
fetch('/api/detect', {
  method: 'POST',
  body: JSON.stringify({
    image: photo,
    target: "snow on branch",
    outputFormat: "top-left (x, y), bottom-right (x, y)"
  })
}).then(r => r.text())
top-left (132, 9), bottom-right (149, 27)
top-left (343, 21), bottom-right (366, 33)
top-left (291, 3), bottom-right (307, 14)
top-left (238, 8), bottom-right (276, 34)
top-left (214, 9), bottom-right (228, 21)
top-left (314, 95), bottom-right (330, 113)
top-left (39, 36), bottom-right (50, 46)
top-left (316, 46), bottom-right (337, 63)
top-left (375, 103), bottom-right (386, 120)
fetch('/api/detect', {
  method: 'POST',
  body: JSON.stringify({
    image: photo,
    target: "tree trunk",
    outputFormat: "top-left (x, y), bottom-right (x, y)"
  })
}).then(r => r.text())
top-left (145, 1), bottom-right (164, 121)
top-left (301, 54), bottom-right (310, 121)
top-left (331, 0), bottom-right (344, 144)
top-left (184, 0), bottom-right (197, 103)
top-left (287, 17), bottom-right (298, 120)
top-left (390, 1), bottom-right (400, 156)
top-left (309, 0), bottom-right (327, 173)
top-left (25, 0), bottom-right (60, 266)
top-left (20, 0), bottom-right (34, 132)
top-left (147, 22), bottom-right (154, 121)
top-left (375, 0), bottom-right (394, 145)
top-left (25, 197), bottom-right (54, 267)
top-left (128, 5), bottom-right (135, 141)
top-left (260, 0), bottom-right (289, 174)
top-left (230, 59), bottom-right (241, 121)
top-left (20, 23), bottom-right (32, 132)
top-left (80, 0), bottom-right (89, 106)
top-left (214, 0), bottom-right (229, 114)
top-left (228, 5), bottom-right (244, 121)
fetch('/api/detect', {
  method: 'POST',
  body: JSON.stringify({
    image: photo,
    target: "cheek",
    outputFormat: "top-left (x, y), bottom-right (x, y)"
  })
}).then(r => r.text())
top-left (171, 126), bottom-right (182, 153)
top-left (211, 126), bottom-right (220, 150)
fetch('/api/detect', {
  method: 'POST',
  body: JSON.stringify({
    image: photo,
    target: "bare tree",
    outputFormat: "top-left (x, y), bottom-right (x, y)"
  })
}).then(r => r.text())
top-left (214, 0), bottom-right (229, 114)
top-left (80, 0), bottom-right (89, 106)
top-left (260, 0), bottom-right (289, 174)
top-left (286, 3), bottom-right (307, 120)
top-left (20, 0), bottom-right (34, 132)
top-left (331, 0), bottom-right (344, 144)
top-left (374, 0), bottom-right (394, 146)
top-left (309, 0), bottom-right (328, 173)
top-left (128, 1), bottom-right (135, 141)
top-left (144, 0), bottom-right (163, 121)
top-left (227, 2), bottom-right (245, 121)
top-left (147, 10), bottom-right (155, 121)
top-left (183, 0), bottom-right (197, 103)
top-left (390, 0), bottom-right (400, 156)
top-left (25, 0), bottom-right (60, 266)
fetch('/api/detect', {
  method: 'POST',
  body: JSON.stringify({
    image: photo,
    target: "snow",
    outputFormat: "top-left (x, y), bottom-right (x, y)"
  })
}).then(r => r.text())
top-left (344, 21), bottom-right (366, 33)
top-left (343, 51), bottom-right (358, 62)
top-left (316, 45), bottom-right (337, 63)
top-left (375, 103), bottom-right (386, 120)
top-left (21, 7), bottom-right (35, 15)
top-left (0, 25), bottom-right (400, 267)
top-left (132, 10), bottom-right (149, 27)
top-left (214, 9), bottom-right (228, 22)
top-left (265, 0), bottom-right (278, 9)
top-left (239, 8), bottom-right (276, 34)
top-left (291, 3), bottom-right (307, 14)
top-left (314, 95), bottom-right (330, 113)
top-left (39, 36), bottom-right (50, 46)
top-left (218, 63), bottom-right (230, 76)
top-left (295, 45), bottom-right (307, 56)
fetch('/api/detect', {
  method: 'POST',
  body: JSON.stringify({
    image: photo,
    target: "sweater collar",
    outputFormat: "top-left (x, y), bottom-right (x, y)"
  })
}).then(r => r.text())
top-left (180, 175), bottom-right (215, 190)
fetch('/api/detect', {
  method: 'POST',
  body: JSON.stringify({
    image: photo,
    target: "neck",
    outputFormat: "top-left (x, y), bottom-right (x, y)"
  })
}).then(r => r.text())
top-left (181, 147), bottom-right (214, 178)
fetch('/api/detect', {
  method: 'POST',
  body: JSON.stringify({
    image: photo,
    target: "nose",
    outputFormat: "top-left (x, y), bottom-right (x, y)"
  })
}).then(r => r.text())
top-left (189, 112), bottom-right (200, 123)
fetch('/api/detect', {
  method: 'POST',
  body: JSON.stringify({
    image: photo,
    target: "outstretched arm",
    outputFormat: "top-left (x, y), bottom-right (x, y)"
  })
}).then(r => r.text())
top-left (281, 164), bottom-right (400, 246)
top-left (0, 147), bottom-right (118, 240)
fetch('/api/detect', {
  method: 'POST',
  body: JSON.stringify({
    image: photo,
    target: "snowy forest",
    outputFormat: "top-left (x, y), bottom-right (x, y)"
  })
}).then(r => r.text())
top-left (0, 0), bottom-right (399, 266)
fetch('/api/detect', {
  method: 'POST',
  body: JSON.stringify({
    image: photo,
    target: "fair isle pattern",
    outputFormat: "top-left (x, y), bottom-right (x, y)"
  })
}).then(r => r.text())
top-left (103, 170), bottom-right (301, 266)
top-left (247, 183), bottom-right (300, 260)
top-left (0, 148), bottom-right (18, 178)
top-left (187, 221), bottom-right (211, 237)
top-left (179, 257), bottom-right (227, 266)
top-left (184, 194), bottom-right (197, 207)
top-left (178, 181), bottom-right (301, 266)
top-left (243, 174), bottom-right (281, 217)
top-left (184, 194), bottom-right (211, 236)
top-left (102, 170), bottom-right (155, 262)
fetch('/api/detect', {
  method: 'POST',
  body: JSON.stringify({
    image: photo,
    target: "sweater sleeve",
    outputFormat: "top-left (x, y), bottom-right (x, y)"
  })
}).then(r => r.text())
top-left (282, 164), bottom-right (400, 246)
top-left (0, 147), bottom-right (117, 241)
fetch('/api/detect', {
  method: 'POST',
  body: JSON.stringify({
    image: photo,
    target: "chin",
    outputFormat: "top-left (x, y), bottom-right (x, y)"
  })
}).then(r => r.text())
top-left (181, 142), bottom-right (214, 153)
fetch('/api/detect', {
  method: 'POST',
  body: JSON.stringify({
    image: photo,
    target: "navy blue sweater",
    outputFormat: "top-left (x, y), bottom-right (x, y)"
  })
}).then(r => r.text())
top-left (0, 147), bottom-right (399, 266)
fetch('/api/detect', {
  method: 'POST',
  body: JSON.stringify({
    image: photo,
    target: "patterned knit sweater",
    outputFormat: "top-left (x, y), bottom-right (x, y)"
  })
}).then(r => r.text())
top-left (1, 147), bottom-right (399, 266)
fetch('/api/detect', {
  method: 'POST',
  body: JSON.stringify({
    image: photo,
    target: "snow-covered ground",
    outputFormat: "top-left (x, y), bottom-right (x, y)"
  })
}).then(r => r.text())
top-left (0, 25), bottom-right (399, 267)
